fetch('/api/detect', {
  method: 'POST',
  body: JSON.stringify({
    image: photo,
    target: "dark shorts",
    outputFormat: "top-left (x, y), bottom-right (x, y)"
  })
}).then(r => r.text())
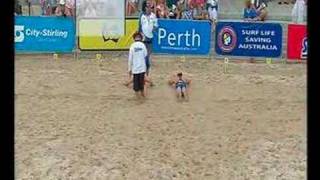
top-left (133, 72), bottom-right (145, 92)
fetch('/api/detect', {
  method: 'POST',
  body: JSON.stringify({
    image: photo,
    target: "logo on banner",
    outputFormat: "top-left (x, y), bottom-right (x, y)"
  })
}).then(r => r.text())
top-left (301, 37), bottom-right (307, 59)
top-left (101, 22), bottom-right (121, 43)
top-left (218, 26), bottom-right (237, 52)
top-left (15, 25), bottom-right (25, 43)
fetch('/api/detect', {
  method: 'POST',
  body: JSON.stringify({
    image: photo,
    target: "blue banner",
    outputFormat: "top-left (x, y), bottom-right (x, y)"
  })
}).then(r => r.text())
top-left (215, 21), bottom-right (282, 57)
top-left (153, 19), bottom-right (211, 55)
top-left (15, 16), bottom-right (75, 52)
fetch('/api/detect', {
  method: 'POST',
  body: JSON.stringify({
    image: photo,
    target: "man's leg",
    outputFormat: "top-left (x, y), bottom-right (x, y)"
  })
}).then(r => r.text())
top-left (145, 42), bottom-right (154, 85)
top-left (146, 41), bottom-right (152, 68)
top-left (140, 73), bottom-right (147, 97)
top-left (133, 74), bottom-right (141, 99)
top-left (142, 85), bottom-right (147, 97)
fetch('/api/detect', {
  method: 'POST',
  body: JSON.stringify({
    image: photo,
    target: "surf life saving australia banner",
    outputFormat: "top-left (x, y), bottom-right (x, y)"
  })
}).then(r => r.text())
top-left (287, 24), bottom-right (307, 60)
top-left (153, 19), bottom-right (211, 55)
top-left (15, 16), bottom-right (75, 52)
top-left (215, 21), bottom-right (283, 57)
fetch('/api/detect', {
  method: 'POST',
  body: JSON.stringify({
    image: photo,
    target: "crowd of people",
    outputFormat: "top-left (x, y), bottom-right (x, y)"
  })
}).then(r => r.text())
top-left (14, 0), bottom-right (75, 16)
top-left (14, 0), bottom-right (306, 24)
top-left (127, 0), bottom-right (219, 24)
top-left (243, 0), bottom-right (306, 23)
top-left (243, 0), bottom-right (268, 21)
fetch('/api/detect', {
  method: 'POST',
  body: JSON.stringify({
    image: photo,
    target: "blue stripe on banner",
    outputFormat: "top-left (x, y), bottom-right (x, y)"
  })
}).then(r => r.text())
top-left (15, 16), bottom-right (75, 52)
top-left (152, 19), bottom-right (211, 55)
top-left (215, 21), bottom-right (283, 58)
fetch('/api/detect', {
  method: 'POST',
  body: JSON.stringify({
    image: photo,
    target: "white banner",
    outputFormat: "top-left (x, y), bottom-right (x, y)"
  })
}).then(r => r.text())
top-left (76, 0), bottom-right (125, 36)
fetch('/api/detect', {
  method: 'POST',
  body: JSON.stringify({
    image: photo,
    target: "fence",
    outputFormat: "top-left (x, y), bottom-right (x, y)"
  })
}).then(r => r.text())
top-left (14, 15), bottom-right (307, 61)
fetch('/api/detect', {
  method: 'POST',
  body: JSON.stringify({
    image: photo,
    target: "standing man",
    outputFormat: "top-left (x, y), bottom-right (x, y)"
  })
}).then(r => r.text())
top-left (128, 32), bottom-right (148, 98)
top-left (139, 0), bottom-right (158, 76)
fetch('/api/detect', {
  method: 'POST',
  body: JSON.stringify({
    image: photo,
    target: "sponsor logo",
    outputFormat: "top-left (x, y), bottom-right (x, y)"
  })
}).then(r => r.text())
top-left (157, 28), bottom-right (201, 47)
top-left (217, 26), bottom-right (237, 52)
top-left (101, 22), bottom-right (121, 43)
top-left (15, 25), bottom-right (25, 43)
top-left (301, 36), bottom-right (307, 59)
top-left (14, 25), bottom-right (69, 43)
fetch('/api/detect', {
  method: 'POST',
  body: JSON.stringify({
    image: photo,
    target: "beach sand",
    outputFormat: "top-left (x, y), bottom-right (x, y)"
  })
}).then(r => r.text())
top-left (15, 54), bottom-right (306, 180)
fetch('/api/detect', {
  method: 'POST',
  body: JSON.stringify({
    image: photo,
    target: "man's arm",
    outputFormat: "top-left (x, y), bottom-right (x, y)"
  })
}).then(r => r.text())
top-left (152, 14), bottom-right (159, 32)
top-left (128, 47), bottom-right (133, 77)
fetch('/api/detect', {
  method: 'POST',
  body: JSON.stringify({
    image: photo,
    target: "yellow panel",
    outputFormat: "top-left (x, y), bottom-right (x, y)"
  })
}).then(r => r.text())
top-left (79, 19), bottom-right (139, 50)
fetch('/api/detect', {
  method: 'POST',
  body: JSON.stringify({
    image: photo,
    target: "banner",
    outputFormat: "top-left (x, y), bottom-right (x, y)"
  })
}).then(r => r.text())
top-left (287, 24), bottom-right (307, 60)
top-left (152, 19), bottom-right (211, 55)
top-left (215, 21), bottom-right (283, 58)
top-left (79, 19), bottom-right (138, 50)
top-left (76, 0), bottom-right (125, 36)
top-left (15, 16), bottom-right (75, 52)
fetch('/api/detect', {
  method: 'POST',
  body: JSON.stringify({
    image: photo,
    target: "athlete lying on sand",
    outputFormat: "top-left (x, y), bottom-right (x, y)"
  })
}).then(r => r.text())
top-left (168, 72), bottom-right (191, 100)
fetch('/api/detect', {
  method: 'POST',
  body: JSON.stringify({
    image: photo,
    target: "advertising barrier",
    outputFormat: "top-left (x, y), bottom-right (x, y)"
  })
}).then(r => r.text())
top-left (79, 19), bottom-right (138, 50)
top-left (215, 21), bottom-right (282, 58)
top-left (15, 16), bottom-right (75, 52)
top-left (152, 19), bottom-right (211, 55)
top-left (287, 24), bottom-right (307, 60)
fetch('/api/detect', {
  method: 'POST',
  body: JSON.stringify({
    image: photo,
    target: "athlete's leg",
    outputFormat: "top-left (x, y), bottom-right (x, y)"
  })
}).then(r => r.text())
top-left (176, 87), bottom-right (182, 98)
top-left (182, 86), bottom-right (189, 100)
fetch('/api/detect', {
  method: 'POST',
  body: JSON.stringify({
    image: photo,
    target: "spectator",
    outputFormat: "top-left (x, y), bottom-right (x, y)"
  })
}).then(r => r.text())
top-left (156, 0), bottom-right (170, 18)
top-left (167, 0), bottom-right (178, 9)
top-left (207, 0), bottom-right (218, 24)
top-left (291, 0), bottom-right (305, 23)
top-left (15, 0), bottom-right (22, 15)
top-left (64, 0), bottom-right (75, 16)
top-left (192, 3), bottom-right (208, 20)
top-left (278, 0), bottom-right (294, 5)
top-left (251, 0), bottom-right (268, 21)
top-left (175, 0), bottom-right (187, 19)
top-left (168, 5), bottom-right (178, 19)
top-left (46, 0), bottom-right (58, 16)
top-left (148, 0), bottom-right (157, 14)
top-left (182, 2), bottom-right (194, 19)
top-left (188, 0), bottom-right (205, 7)
top-left (166, 0), bottom-right (179, 18)
top-left (127, 0), bottom-right (139, 16)
top-left (244, 0), bottom-right (258, 21)
top-left (26, 0), bottom-right (31, 15)
top-left (40, 0), bottom-right (47, 15)
top-left (55, 0), bottom-right (66, 16)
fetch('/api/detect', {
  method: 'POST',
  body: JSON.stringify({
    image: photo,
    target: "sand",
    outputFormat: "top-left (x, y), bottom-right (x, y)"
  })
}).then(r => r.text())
top-left (15, 54), bottom-right (306, 180)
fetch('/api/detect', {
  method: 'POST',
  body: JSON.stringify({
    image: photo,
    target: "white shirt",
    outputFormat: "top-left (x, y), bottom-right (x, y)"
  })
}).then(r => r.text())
top-left (59, 0), bottom-right (66, 5)
top-left (128, 41), bottom-right (148, 74)
top-left (207, 0), bottom-right (218, 7)
top-left (140, 12), bottom-right (158, 39)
